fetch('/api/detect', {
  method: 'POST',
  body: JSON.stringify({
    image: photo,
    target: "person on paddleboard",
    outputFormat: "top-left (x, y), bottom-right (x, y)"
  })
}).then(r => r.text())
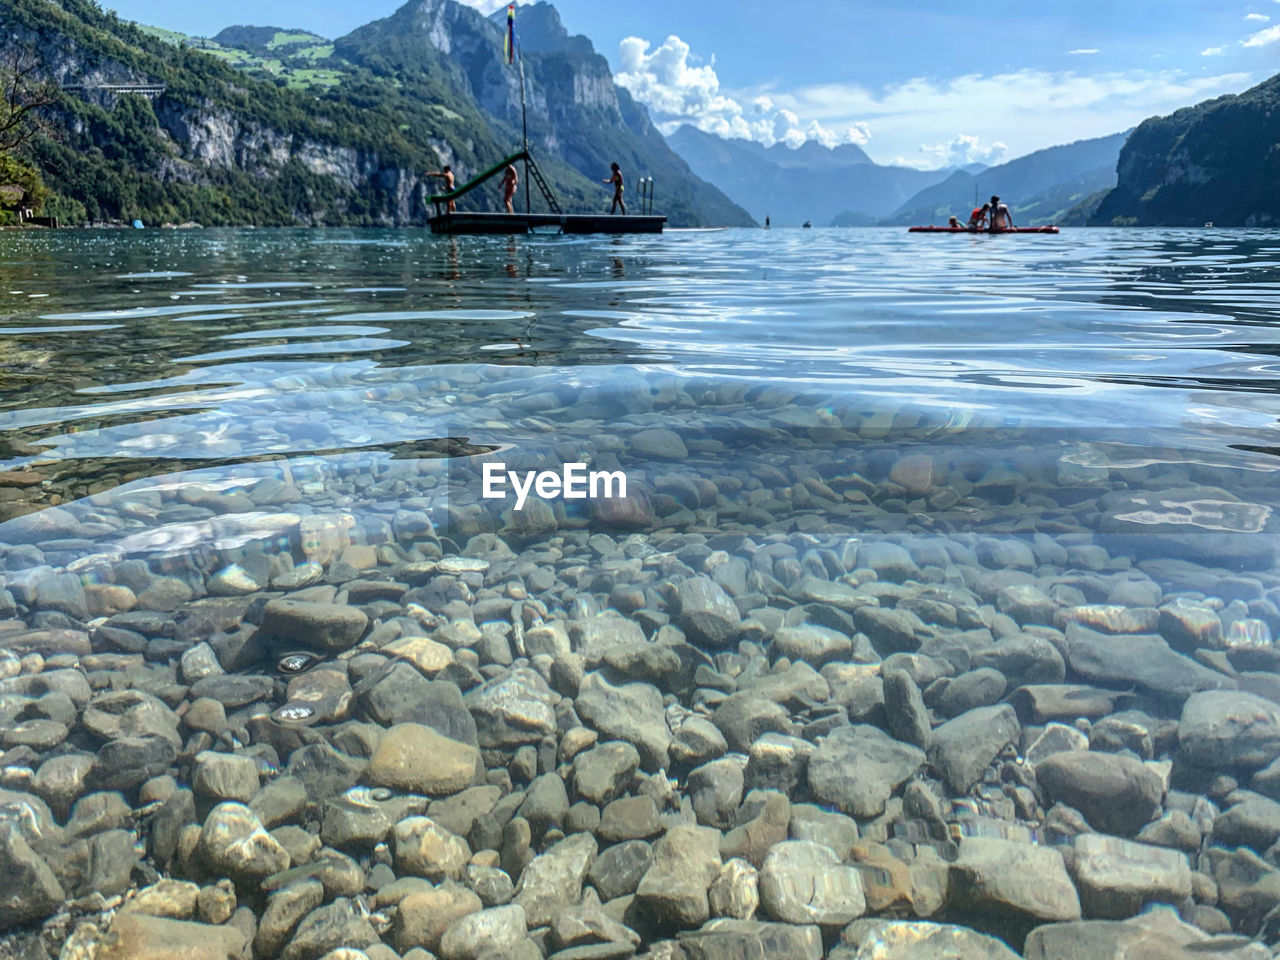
top-left (603, 162), bottom-right (626, 215)
top-left (424, 165), bottom-right (456, 212)
top-left (989, 195), bottom-right (1015, 230)
top-left (967, 203), bottom-right (990, 230)
top-left (500, 164), bottom-right (518, 214)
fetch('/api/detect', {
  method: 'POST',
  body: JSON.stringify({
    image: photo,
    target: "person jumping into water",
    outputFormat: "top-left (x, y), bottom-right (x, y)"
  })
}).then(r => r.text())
top-left (989, 195), bottom-right (1015, 230)
top-left (603, 162), bottom-right (625, 215)
top-left (424, 165), bottom-right (456, 212)
top-left (967, 203), bottom-right (990, 230)
top-left (500, 163), bottom-right (518, 214)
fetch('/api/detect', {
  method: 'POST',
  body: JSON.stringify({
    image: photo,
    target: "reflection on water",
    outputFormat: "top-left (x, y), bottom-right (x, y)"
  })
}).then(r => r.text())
top-left (0, 227), bottom-right (1279, 956)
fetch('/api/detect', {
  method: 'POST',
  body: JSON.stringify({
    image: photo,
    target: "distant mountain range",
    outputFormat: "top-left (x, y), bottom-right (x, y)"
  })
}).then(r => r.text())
top-left (3, 0), bottom-right (753, 226)
top-left (667, 125), bottom-right (952, 226)
top-left (1092, 71), bottom-right (1280, 227)
top-left (882, 131), bottom-right (1131, 227)
top-left (668, 124), bottom-right (1129, 228)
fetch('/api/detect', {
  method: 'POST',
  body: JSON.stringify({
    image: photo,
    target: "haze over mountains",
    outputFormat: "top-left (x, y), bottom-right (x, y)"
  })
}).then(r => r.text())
top-left (668, 125), bottom-right (1130, 228)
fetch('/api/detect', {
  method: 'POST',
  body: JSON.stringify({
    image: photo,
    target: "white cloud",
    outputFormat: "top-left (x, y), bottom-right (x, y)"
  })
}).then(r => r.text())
top-left (759, 68), bottom-right (1251, 167)
top-left (454, 0), bottom-right (528, 13)
top-left (1067, 48), bottom-right (1099, 55)
top-left (1201, 46), bottom-right (1226, 55)
top-left (615, 34), bottom-right (873, 150)
top-left (1244, 23), bottom-right (1280, 45)
top-left (616, 32), bottom-right (1252, 168)
top-left (1246, 12), bottom-right (1271, 21)
top-left (902, 134), bottom-right (1007, 170)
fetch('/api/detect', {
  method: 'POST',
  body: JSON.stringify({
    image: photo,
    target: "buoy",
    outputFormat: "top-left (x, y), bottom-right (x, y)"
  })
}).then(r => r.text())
top-left (132, 219), bottom-right (144, 229)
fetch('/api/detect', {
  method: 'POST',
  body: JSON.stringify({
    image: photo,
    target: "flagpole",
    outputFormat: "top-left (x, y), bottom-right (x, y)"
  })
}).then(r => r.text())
top-left (519, 48), bottom-right (530, 214)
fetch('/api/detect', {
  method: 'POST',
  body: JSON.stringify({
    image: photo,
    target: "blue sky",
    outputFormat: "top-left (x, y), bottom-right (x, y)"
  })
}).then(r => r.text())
top-left (106, 0), bottom-right (1274, 167)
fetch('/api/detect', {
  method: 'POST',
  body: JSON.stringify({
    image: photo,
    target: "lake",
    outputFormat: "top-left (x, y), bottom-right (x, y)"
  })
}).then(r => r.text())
top-left (0, 226), bottom-right (1277, 955)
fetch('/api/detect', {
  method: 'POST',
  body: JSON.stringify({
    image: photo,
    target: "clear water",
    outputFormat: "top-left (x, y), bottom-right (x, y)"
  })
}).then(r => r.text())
top-left (4, 226), bottom-right (1280, 952)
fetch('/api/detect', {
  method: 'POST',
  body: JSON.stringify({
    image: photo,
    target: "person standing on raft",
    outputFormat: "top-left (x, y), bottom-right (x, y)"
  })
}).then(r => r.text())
top-left (500, 164), bottom-right (518, 214)
top-left (423, 165), bottom-right (456, 212)
top-left (603, 162), bottom-right (626, 215)
top-left (989, 195), bottom-right (1015, 230)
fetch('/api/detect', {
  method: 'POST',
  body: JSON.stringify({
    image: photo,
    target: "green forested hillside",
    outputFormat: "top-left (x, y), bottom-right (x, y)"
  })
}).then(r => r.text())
top-left (0, 0), bottom-right (751, 226)
top-left (1091, 72), bottom-right (1280, 227)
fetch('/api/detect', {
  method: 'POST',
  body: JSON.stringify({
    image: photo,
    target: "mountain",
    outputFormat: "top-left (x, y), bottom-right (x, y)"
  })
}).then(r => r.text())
top-left (668, 124), bottom-right (948, 225)
top-left (331, 0), bottom-right (752, 226)
top-left (0, 0), bottom-right (750, 226)
top-left (1091, 72), bottom-right (1280, 227)
top-left (882, 130), bottom-right (1130, 227)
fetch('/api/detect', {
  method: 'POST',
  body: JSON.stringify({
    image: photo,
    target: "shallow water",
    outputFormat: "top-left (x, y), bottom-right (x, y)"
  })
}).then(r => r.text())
top-left (2, 226), bottom-right (1280, 955)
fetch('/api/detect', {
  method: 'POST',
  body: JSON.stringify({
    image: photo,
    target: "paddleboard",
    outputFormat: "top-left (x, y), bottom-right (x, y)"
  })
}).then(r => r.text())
top-left (908, 225), bottom-right (1060, 234)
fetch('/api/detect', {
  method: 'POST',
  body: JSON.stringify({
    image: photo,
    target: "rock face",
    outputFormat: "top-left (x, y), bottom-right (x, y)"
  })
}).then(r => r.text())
top-left (1092, 71), bottom-right (1280, 228)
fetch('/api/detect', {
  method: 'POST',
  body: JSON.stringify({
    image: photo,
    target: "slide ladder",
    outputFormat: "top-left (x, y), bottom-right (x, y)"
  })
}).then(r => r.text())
top-left (429, 149), bottom-right (561, 216)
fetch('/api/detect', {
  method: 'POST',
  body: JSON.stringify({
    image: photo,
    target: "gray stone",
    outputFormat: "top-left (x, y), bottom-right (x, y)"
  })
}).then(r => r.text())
top-left (192, 751), bottom-right (260, 804)
top-left (927, 704), bottom-right (1020, 794)
top-left (0, 823), bottom-right (64, 930)
top-left (199, 802), bottom-right (290, 882)
top-left (513, 831), bottom-right (596, 927)
top-left (518, 773), bottom-right (569, 836)
top-left (711, 693), bottom-right (793, 754)
top-left (852, 606), bottom-right (920, 655)
top-left (1213, 796), bottom-right (1280, 853)
top-left (835, 919), bottom-right (1021, 960)
top-left (935, 668), bottom-right (1007, 719)
top-left (393, 817), bottom-right (470, 881)
top-left (995, 584), bottom-right (1059, 627)
top-left (882, 669), bottom-right (930, 749)
top-left (709, 858), bottom-right (759, 921)
top-left (679, 918), bottom-right (822, 960)
top-left (1180, 691), bottom-right (1280, 771)
top-left (1025, 723), bottom-right (1089, 767)
top-left (972, 633), bottom-right (1065, 688)
top-left (464, 667), bottom-right (557, 748)
top-left (575, 672), bottom-right (670, 770)
top-left (772, 624), bottom-right (853, 667)
top-left (743, 733), bottom-right (814, 795)
top-left (598, 795), bottom-right (662, 842)
top-left (573, 741), bottom-right (640, 806)
top-left (280, 898), bottom-right (379, 960)
top-left (632, 428), bottom-right (687, 461)
top-left (759, 840), bottom-right (866, 926)
top-left (1070, 833), bottom-right (1192, 919)
top-left (439, 903), bottom-right (527, 960)
top-left (1035, 751), bottom-right (1163, 837)
top-left (636, 823), bottom-right (722, 932)
top-left (1064, 623), bottom-right (1233, 699)
top-left (688, 756), bottom-right (746, 828)
top-left (948, 837), bottom-right (1081, 924)
top-left (83, 689), bottom-right (182, 748)
top-left (788, 804), bottom-right (860, 861)
top-left (260, 599), bottom-right (368, 652)
top-left (808, 725), bottom-right (924, 818)
top-left (676, 577), bottom-right (742, 648)
top-left (855, 542), bottom-right (919, 583)
top-left (255, 880), bottom-right (325, 959)
top-left (588, 839), bottom-right (653, 902)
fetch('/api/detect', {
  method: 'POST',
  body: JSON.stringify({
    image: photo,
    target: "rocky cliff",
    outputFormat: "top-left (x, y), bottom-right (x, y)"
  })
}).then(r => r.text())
top-left (1091, 73), bottom-right (1280, 227)
top-left (2, 0), bottom-right (750, 226)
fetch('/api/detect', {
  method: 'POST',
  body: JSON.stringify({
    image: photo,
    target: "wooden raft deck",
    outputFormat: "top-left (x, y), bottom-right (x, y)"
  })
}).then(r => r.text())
top-left (428, 212), bottom-right (666, 235)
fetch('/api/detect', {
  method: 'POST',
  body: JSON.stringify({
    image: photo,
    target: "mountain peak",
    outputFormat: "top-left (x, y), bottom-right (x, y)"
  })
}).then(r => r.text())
top-left (488, 1), bottom-right (594, 57)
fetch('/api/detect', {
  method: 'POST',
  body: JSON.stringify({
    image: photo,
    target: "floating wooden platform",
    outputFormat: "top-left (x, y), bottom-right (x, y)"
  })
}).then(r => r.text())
top-left (428, 212), bottom-right (666, 235)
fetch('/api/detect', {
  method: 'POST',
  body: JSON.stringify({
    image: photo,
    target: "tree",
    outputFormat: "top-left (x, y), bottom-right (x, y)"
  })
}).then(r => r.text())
top-left (0, 49), bottom-right (59, 153)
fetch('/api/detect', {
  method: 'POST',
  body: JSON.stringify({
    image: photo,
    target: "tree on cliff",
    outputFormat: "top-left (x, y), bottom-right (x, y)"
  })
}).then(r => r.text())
top-left (0, 48), bottom-right (58, 153)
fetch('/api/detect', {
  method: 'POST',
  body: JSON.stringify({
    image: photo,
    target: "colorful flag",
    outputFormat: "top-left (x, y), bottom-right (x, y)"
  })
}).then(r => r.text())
top-left (504, 4), bottom-right (515, 64)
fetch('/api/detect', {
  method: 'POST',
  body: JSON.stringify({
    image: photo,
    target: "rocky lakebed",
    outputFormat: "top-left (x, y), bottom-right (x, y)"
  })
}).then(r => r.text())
top-left (0, 403), bottom-right (1277, 960)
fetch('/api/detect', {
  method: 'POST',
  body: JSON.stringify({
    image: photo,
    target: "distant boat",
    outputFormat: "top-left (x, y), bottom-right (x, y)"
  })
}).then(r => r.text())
top-left (802, 221), bottom-right (812, 229)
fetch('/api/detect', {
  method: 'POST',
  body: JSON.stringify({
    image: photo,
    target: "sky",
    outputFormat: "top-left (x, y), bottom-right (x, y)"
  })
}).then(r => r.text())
top-left (104, 0), bottom-right (1275, 168)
